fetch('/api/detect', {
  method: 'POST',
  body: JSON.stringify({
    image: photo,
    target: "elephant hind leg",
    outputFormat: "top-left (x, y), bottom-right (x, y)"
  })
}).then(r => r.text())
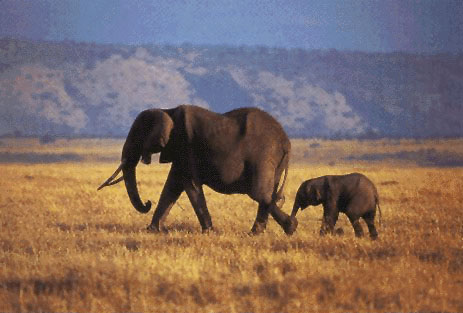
top-left (250, 166), bottom-right (297, 235)
top-left (363, 211), bottom-right (378, 240)
top-left (250, 203), bottom-right (270, 235)
top-left (250, 201), bottom-right (297, 235)
top-left (270, 203), bottom-right (298, 235)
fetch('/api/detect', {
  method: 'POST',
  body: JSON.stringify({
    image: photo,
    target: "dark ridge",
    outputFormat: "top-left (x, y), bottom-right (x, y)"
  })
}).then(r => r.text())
top-left (343, 148), bottom-right (463, 167)
top-left (0, 152), bottom-right (83, 163)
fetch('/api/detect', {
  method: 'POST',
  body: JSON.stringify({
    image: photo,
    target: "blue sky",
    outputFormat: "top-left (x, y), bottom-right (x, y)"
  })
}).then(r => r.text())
top-left (1, 0), bottom-right (462, 53)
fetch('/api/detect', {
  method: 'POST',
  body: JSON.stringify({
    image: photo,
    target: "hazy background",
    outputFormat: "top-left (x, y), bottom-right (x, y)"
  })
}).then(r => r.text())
top-left (2, 0), bottom-right (462, 53)
top-left (0, 0), bottom-right (462, 138)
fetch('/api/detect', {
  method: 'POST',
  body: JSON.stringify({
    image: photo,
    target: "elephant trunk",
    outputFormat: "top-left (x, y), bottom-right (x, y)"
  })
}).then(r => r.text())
top-left (122, 165), bottom-right (151, 214)
top-left (291, 200), bottom-right (300, 218)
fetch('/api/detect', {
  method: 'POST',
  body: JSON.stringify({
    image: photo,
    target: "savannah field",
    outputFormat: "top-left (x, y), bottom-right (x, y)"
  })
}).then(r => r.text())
top-left (1, 137), bottom-right (463, 312)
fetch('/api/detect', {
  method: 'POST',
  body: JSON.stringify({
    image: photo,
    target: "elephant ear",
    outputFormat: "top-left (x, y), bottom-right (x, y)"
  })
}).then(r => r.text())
top-left (159, 107), bottom-right (186, 163)
top-left (154, 111), bottom-right (174, 148)
top-left (158, 106), bottom-right (189, 164)
top-left (142, 110), bottom-right (174, 163)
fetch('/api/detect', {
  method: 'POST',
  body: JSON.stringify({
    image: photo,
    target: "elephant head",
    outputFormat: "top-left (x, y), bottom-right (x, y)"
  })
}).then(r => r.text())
top-left (291, 180), bottom-right (323, 218)
top-left (98, 109), bottom-right (174, 213)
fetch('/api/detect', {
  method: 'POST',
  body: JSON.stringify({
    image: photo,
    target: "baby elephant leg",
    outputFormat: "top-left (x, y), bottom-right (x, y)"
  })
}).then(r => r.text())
top-left (348, 214), bottom-right (364, 238)
top-left (363, 211), bottom-right (378, 240)
top-left (320, 210), bottom-right (339, 236)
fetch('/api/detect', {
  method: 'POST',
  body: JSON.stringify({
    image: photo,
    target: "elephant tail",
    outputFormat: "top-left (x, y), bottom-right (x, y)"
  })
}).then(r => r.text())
top-left (375, 193), bottom-right (382, 227)
top-left (274, 152), bottom-right (289, 207)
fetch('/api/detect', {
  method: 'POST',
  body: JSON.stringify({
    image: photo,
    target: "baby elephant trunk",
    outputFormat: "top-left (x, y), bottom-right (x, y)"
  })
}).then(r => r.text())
top-left (291, 200), bottom-right (300, 219)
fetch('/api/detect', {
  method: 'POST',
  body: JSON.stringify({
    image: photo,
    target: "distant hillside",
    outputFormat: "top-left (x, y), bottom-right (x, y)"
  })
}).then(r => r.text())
top-left (1, 38), bottom-right (462, 138)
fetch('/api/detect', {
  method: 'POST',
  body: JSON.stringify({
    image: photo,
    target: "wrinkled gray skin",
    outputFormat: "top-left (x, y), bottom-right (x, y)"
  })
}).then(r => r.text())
top-left (99, 105), bottom-right (297, 235)
top-left (291, 173), bottom-right (380, 239)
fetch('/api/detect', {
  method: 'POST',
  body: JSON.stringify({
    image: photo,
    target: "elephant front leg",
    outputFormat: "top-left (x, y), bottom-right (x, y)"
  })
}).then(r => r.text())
top-left (147, 169), bottom-right (184, 233)
top-left (184, 181), bottom-right (213, 232)
top-left (320, 208), bottom-right (339, 236)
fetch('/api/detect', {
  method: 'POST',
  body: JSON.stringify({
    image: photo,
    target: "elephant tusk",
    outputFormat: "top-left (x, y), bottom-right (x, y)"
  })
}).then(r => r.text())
top-left (97, 161), bottom-right (125, 191)
top-left (106, 176), bottom-right (124, 186)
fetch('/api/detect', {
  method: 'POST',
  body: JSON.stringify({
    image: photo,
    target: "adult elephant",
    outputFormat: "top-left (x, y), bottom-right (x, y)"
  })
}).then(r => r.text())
top-left (98, 105), bottom-right (297, 235)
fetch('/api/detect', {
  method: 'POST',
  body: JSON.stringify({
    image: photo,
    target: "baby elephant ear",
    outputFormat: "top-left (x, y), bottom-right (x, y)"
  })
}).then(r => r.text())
top-left (310, 185), bottom-right (322, 202)
top-left (315, 188), bottom-right (322, 202)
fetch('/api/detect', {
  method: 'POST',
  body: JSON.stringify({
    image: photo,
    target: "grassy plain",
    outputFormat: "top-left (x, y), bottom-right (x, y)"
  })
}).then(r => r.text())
top-left (1, 138), bottom-right (463, 312)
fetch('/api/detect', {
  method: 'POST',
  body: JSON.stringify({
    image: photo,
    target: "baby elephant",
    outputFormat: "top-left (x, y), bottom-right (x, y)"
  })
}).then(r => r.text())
top-left (291, 173), bottom-right (381, 239)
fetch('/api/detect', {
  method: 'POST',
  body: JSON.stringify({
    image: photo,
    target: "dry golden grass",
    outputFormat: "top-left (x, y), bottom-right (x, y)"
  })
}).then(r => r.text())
top-left (1, 138), bottom-right (463, 312)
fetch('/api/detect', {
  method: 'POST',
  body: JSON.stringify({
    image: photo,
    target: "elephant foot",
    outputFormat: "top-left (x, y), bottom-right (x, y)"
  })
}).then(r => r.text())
top-left (319, 228), bottom-right (330, 236)
top-left (282, 216), bottom-right (298, 236)
top-left (335, 228), bottom-right (344, 236)
top-left (369, 233), bottom-right (378, 240)
top-left (202, 226), bottom-right (214, 234)
top-left (146, 224), bottom-right (165, 233)
top-left (250, 222), bottom-right (267, 235)
top-left (275, 195), bottom-right (285, 209)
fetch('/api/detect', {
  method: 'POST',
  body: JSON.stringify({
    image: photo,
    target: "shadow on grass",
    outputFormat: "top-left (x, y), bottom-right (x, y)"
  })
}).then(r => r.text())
top-left (0, 152), bottom-right (83, 163)
top-left (0, 271), bottom-right (79, 296)
top-left (344, 148), bottom-right (463, 167)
